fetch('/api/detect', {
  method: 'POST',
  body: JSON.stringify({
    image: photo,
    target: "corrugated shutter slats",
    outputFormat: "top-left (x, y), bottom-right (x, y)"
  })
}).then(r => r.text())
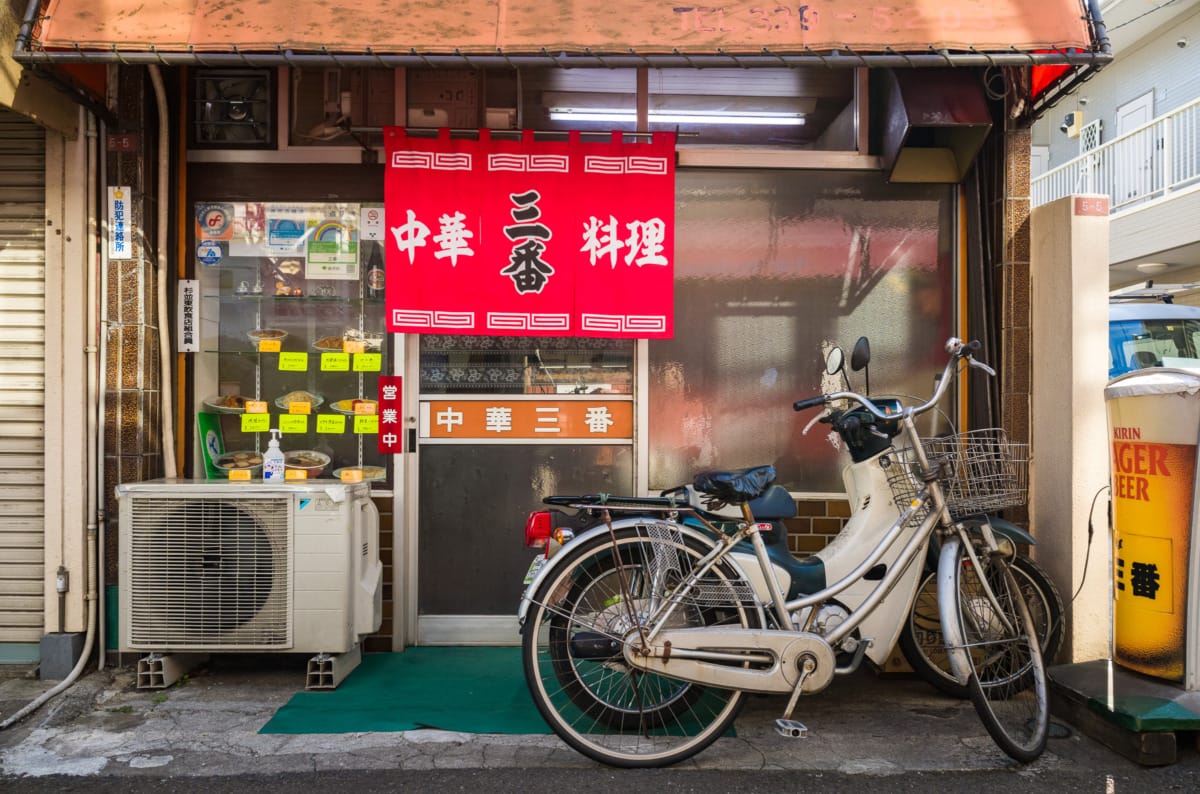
top-left (0, 108), bottom-right (46, 644)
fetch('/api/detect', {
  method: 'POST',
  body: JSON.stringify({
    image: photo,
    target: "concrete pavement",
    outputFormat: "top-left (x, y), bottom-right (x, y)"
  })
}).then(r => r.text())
top-left (0, 654), bottom-right (1182, 779)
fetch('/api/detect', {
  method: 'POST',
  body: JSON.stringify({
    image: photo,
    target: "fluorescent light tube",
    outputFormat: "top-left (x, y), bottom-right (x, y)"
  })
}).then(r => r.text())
top-left (548, 108), bottom-right (805, 126)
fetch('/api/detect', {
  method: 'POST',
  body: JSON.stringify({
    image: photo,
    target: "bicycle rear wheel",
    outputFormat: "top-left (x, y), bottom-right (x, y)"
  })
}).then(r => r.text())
top-left (522, 522), bottom-right (754, 767)
top-left (941, 535), bottom-right (1049, 762)
top-left (900, 553), bottom-right (1063, 699)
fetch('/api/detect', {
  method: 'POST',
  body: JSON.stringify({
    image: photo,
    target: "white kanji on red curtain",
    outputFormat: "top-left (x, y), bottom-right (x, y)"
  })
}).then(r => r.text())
top-left (384, 128), bottom-right (675, 338)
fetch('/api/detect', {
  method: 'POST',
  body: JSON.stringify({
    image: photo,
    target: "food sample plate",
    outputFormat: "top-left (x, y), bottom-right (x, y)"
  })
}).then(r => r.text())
top-left (331, 398), bottom-right (379, 415)
top-left (248, 328), bottom-right (288, 345)
top-left (284, 449), bottom-right (331, 475)
top-left (332, 466), bottom-right (387, 482)
top-left (212, 450), bottom-right (264, 476)
top-left (313, 336), bottom-right (349, 352)
top-left (274, 390), bottom-right (325, 411)
top-left (203, 394), bottom-right (248, 414)
top-left (313, 333), bottom-right (383, 352)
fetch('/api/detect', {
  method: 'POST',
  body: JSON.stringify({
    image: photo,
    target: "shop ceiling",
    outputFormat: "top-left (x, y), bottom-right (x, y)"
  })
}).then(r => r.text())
top-left (15, 0), bottom-right (1113, 121)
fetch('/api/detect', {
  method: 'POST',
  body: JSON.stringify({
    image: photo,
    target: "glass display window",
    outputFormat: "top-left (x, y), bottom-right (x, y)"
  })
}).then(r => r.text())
top-left (193, 201), bottom-right (393, 486)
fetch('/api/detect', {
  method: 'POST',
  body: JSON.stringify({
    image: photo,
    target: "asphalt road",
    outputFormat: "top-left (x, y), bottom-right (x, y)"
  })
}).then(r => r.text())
top-left (4, 765), bottom-right (1200, 793)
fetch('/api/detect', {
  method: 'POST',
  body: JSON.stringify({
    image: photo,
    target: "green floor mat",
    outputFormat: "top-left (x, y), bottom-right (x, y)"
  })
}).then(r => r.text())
top-left (260, 647), bottom-right (550, 734)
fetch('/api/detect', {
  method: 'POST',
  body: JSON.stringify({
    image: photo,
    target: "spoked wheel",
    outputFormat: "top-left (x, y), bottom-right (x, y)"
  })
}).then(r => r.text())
top-left (899, 553), bottom-right (1063, 699)
top-left (942, 536), bottom-right (1049, 762)
top-left (522, 522), bottom-right (756, 768)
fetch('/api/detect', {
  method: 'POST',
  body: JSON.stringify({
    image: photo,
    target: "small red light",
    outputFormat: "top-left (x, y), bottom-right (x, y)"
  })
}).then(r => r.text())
top-left (525, 511), bottom-right (554, 549)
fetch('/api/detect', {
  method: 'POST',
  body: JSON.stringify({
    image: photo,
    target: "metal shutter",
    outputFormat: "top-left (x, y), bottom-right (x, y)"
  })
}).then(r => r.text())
top-left (0, 108), bottom-right (46, 644)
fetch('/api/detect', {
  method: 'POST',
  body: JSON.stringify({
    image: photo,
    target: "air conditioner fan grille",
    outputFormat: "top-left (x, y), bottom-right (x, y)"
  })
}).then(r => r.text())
top-left (127, 496), bottom-right (290, 648)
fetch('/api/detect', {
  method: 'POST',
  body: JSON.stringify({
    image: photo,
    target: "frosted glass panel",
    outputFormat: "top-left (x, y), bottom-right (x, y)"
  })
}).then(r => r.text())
top-left (649, 170), bottom-right (954, 493)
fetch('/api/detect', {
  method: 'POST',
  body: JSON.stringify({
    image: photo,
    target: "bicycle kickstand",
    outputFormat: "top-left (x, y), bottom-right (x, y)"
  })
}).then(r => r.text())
top-left (775, 655), bottom-right (816, 739)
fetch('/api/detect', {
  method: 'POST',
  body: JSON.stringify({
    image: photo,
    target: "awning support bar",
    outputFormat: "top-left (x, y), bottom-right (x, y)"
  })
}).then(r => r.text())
top-left (13, 47), bottom-right (1112, 70)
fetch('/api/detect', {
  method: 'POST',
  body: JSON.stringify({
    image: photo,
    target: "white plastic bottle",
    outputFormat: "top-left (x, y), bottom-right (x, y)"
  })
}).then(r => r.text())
top-left (262, 429), bottom-right (285, 481)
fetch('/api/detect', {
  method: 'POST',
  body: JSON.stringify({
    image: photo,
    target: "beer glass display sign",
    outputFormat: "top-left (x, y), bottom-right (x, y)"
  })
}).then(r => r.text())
top-left (1106, 370), bottom-right (1200, 685)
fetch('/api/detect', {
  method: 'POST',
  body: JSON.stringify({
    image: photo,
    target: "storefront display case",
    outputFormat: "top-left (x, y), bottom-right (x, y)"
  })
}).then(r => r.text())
top-left (193, 201), bottom-right (392, 487)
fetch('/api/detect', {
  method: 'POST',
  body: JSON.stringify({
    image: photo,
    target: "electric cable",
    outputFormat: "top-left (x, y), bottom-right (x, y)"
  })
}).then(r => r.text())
top-left (1072, 484), bottom-right (1110, 602)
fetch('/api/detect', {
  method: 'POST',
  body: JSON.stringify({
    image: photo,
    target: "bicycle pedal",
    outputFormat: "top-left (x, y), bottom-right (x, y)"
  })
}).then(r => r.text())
top-left (774, 719), bottom-right (808, 739)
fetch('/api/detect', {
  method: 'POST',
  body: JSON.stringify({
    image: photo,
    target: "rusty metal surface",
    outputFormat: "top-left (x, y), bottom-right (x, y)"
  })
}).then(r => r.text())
top-left (33, 0), bottom-right (1093, 55)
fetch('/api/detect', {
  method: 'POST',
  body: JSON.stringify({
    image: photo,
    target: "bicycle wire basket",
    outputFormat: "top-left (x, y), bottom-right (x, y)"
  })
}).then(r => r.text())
top-left (886, 428), bottom-right (1028, 520)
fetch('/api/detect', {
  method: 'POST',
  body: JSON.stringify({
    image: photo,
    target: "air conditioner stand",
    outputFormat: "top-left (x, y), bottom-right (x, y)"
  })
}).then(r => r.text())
top-left (306, 644), bottom-right (362, 690)
top-left (136, 653), bottom-right (209, 689)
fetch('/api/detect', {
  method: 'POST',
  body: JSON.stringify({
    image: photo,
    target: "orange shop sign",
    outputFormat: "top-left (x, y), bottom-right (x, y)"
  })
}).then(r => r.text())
top-left (420, 400), bottom-right (632, 441)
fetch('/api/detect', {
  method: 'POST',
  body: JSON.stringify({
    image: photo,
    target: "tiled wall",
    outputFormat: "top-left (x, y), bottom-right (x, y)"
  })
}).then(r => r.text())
top-left (103, 69), bottom-right (162, 586)
top-left (1001, 123), bottom-right (1032, 527)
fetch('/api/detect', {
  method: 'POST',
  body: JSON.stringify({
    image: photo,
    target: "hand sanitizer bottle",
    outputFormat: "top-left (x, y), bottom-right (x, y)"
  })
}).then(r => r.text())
top-left (262, 429), bottom-right (285, 481)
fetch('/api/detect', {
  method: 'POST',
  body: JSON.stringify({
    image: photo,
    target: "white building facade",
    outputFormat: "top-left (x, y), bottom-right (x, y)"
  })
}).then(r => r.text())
top-left (1032, 0), bottom-right (1200, 294)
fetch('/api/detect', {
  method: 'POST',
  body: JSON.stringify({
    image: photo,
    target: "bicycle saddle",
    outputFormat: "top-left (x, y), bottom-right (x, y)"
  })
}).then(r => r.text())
top-left (692, 465), bottom-right (776, 504)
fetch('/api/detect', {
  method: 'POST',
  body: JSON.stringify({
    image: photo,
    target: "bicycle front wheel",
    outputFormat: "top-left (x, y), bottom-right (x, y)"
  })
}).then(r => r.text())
top-left (521, 521), bottom-right (754, 768)
top-left (900, 553), bottom-right (1063, 699)
top-left (941, 535), bottom-right (1049, 762)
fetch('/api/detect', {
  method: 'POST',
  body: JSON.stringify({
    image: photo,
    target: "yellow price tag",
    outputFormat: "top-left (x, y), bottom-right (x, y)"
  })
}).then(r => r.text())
top-left (279, 352), bottom-right (309, 371)
top-left (354, 414), bottom-right (379, 434)
top-left (245, 400), bottom-right (269, 414)
top-left (320, 352), bottom-right (350, 371)
top-left (316, 414), bottom-right (347, 434)
top-left (285, 469), bottom-right (307, 480)
top-left (227, 468), bottom-right (252, 481)
top-left (279, 414), bottom-right (309, 434)
top-left (241, 413), bottom-right (271, 433)
top-left (339, 468), bottom-right (364, 483)
top-left (353, 353), bottom-right (382, 372)
top-left (257, 339), bottom-right (282, 353)
top-left (344, 340), bottom-right (366, 354)
top-left (353, 400), bottom-right (378, 415)
top-left (287, 401), bottom-right (312, 415)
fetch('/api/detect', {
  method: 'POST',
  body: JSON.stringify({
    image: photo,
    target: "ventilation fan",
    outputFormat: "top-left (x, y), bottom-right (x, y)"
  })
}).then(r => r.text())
top-left (118, 481), bottom-right (381, 653)
top-left (191, 68), bottom-right (275, 149)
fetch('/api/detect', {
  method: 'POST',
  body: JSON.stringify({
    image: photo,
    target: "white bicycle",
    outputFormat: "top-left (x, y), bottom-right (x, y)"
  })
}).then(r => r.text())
top-left (518, 338), bottom-right (1048, 767)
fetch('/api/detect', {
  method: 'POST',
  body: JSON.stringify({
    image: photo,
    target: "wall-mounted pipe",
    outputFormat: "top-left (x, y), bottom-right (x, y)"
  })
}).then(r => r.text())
top-left (147, 65), bottom-right (177, 477)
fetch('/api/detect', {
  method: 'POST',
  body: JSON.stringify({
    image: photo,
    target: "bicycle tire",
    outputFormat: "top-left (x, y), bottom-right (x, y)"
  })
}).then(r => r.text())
top-left (521, 521), bottom-right (753, 767)
top-left (899, 554), bottom-right (1063, 699)
top-left (546, 568), bottom-right (703, 730)
top-left (942, 536), bottom-right (1049, 762)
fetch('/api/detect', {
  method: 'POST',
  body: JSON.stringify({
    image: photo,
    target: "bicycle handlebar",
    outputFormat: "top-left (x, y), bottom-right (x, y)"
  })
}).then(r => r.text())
top-left (792, 396), bottom-right (827, 411)
top-left (793, 337), bottom-right (993, 420)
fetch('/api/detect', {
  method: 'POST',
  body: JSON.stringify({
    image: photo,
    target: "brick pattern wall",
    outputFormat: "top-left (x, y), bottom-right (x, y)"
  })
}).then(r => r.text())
top-left (786, 498), bottom-right (852, 557)
top-left (363, 498), bottom-right (394, 652)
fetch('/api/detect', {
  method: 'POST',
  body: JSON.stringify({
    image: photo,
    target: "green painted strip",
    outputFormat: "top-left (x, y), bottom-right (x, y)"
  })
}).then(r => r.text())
top-left (1088, 693), bottom-right (1200, 732)
top-left (0, 643), bottom-right (40, 664)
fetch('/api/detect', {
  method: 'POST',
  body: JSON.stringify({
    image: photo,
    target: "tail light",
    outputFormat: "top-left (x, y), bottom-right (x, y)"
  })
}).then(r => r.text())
top-left (525, 510), bottom-right (554, 549)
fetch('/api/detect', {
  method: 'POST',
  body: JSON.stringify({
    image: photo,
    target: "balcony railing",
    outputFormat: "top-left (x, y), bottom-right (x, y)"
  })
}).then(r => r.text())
top-left (1032, 96), bottom-right (1200, 212)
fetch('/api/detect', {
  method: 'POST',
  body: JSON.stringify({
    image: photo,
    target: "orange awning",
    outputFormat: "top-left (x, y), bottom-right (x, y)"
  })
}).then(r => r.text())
top-left (25, 0), bottom-right (1100, 65)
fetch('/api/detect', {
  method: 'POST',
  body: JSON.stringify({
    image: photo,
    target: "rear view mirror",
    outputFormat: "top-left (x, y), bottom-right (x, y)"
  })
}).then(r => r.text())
top-left (850, 336), bottom-right (871, 395)
top-left (850, 337), bottom-right (871, 371)
top-left (825, 347), bottom-right (845, 376)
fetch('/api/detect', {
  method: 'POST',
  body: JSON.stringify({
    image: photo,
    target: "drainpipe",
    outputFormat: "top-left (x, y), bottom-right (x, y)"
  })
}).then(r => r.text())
top-left (96, 113), bottom-right (110, 671)
top-left (1, 109), bottom-right (101, 730)
top-left (148, 65), bottom-right (178, 477)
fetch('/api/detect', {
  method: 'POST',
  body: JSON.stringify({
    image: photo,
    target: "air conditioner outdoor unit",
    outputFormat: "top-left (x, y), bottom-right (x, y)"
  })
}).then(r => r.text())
top-left (117, 480), bottom-right (381, 655)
